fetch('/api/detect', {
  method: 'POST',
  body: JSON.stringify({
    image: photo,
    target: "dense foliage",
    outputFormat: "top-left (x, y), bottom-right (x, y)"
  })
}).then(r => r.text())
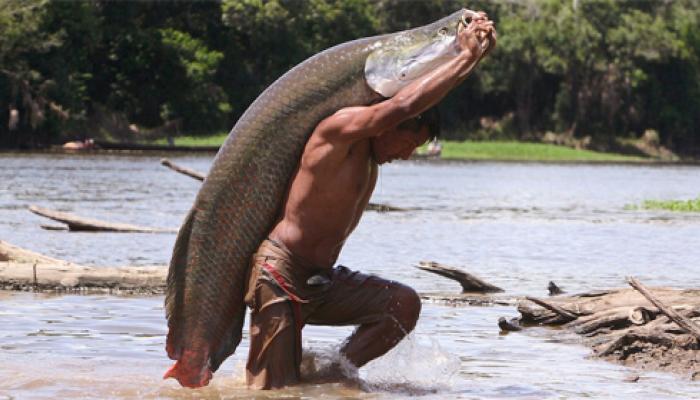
top-left (1, 0), bottom-right (698, 155)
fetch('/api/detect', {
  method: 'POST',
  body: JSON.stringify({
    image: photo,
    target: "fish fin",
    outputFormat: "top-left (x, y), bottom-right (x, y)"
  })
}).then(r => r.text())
top-left (165, 208), bottom-right (196, 360)
top-left (163, 348), bottom-right (213, 388)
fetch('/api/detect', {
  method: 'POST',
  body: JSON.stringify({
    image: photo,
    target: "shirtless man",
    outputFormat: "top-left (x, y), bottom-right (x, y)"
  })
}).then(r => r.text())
top-left (244, 13), bottom-right (496, 389)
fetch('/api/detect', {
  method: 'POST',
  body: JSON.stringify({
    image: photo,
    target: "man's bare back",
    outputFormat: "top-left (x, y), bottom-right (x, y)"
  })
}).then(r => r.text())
top-left (269, 133), bottom-right (377, 267)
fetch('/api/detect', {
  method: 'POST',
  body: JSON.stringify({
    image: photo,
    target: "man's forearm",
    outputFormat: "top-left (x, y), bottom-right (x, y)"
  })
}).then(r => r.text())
top-left (390, 47), bottom-right (482, 119)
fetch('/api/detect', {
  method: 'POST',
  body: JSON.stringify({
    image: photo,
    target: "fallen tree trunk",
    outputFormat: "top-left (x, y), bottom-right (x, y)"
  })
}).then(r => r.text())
top-left (0, 240), bottom-right (166, 294)
top-left (514, 281), bottom-right (700, 379)
top-left (29, 205), bottom-right (176, 233)
top-left (2, 241), bottom-right (513, 302)
top-left (416, 261), bottom-right (504, 293)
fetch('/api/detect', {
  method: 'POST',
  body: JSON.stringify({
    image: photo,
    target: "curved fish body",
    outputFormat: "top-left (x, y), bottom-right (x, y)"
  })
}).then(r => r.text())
top-left (164, 8), bottom-right (472, 388)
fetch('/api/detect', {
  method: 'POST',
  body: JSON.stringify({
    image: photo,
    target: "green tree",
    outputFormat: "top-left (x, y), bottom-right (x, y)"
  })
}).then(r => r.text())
top-left (0, 0), bottom-right (62, 147)
top-left (220, 0), bottom-right (378, 121)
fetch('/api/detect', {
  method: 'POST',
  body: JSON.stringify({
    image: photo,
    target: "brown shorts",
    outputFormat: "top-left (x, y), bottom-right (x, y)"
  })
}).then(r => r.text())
top-left (244, 239), bottom-right (400, 389)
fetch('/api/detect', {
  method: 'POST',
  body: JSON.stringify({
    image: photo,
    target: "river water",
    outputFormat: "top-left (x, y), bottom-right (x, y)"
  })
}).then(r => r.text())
top-left (1, 152), bottom-right (699, 399)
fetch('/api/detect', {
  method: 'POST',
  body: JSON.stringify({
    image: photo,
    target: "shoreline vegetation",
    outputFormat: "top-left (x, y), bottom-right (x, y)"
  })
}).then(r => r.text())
top-left (3, 2), bottom-right (699, 158)
top-left (147, 133), bottom-right (647, 162)
top-left (626, 198), bottom-right (700, 213)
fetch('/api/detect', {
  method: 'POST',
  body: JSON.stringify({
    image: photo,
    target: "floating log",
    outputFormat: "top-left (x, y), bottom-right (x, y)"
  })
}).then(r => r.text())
top-left (40, 224), bottom-right (68, 231)
top-left (161, 158), bottom-right (205, 181)
top-left (29, 205), bottom-right (176, 233)
top-left (0, 240), bottom-right (166, 294)
top-left (516, 283), bottom-right (700, 379)
top-left (416, 261), bottom-right (504, 293)
top-left (160, 158), bottom-right (411, 213)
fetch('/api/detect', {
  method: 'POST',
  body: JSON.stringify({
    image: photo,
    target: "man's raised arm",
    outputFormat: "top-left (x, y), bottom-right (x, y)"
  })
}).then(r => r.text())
top-left (317, 15), bottom-right (496, 141)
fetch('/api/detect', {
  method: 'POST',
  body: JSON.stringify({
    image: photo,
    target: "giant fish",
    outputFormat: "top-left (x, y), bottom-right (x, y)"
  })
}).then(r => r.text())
top-left (164, 8), bottom-right (479, 388)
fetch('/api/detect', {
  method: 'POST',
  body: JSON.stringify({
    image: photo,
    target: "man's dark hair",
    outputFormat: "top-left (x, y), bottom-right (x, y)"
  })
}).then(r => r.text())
top-left (397, 107), bottom-right (440, 140)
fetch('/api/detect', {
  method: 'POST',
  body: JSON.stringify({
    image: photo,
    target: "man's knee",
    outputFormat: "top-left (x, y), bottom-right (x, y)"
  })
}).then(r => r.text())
top-left (387, 284), bottom-right (421, 333)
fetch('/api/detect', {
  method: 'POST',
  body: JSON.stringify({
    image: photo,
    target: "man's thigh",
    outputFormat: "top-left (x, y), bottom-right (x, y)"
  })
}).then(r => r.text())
top-left (306, 266), bottom-right (406, 326)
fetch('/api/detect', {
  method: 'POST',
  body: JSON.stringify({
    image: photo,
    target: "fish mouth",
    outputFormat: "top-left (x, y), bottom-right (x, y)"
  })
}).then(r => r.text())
top-left (365, 9), bottom-right (478, 97)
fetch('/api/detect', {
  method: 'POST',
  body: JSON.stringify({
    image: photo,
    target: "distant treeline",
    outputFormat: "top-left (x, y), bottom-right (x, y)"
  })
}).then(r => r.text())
top-left (1, 0), bottom-right (699, 155)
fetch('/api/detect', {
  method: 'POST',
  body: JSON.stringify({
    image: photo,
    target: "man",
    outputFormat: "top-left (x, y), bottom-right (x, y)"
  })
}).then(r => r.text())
top-left (244, 13), bottom-right (496, 389)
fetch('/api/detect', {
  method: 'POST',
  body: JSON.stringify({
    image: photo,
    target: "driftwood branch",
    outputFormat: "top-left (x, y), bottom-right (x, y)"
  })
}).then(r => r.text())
top-left (159, 158), bottom-right (410, 213)
top-left (29, 205), bottom-right (175, 233)
top-left (416, 261), bottom-right (503, 293)
top-left (627, 276), bottom-right (700, 341)
top-left (525, 296), bottom-right (578, 322)
top-left (160, 158), bottom-right (205, 181)
top-left (566, 306), bottom-right (655, 335)
top-left (517, 286), bottom-right (700, 379)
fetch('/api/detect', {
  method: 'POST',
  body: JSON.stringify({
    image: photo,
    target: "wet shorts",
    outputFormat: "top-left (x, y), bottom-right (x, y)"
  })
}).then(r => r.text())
top-left (244, 239), bottom-right (400, 389)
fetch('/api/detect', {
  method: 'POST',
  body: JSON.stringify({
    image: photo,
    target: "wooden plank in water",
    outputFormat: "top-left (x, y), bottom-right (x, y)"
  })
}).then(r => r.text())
top-left (28, 205), bottom-right (176, 233)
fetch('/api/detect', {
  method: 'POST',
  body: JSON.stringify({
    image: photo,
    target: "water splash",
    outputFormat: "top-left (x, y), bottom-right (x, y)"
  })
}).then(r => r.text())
top-left (300, 346), bottom-right (359, 385)
top-left (300, 333), bottom-right (459, 396)
top-left (361, 332), bottom-right (460, 393)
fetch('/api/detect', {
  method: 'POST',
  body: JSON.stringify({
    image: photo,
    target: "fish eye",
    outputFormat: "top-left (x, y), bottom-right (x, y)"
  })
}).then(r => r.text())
top-left (438, 27), bottom-right (448, 35)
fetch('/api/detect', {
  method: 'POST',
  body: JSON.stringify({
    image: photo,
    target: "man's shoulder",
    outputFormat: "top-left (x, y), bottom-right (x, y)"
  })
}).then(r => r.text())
top-left (313, 102), bottom-right (390, 142)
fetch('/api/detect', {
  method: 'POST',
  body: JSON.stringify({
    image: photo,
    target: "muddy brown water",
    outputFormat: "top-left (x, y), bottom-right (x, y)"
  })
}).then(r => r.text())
top-left (1, 153), bottom-right (700, 399)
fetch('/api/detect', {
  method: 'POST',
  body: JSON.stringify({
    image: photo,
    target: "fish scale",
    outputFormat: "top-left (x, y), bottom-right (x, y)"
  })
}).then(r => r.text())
top-left (164, 9), bottom-right (468, 388)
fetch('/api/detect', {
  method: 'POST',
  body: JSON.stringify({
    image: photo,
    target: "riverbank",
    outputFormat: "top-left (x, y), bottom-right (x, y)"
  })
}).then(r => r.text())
top-left (147, 133), bottom-right (647, 162)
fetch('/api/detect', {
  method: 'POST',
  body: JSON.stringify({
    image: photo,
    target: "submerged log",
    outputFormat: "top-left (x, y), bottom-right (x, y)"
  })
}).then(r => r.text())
top-left (548, 281), bottom-right (564, 296)
top-left (160, 158), bottom-right (411, 212)
top-left (516, 281), bottom-right (700, 379)
top-left (416, 261), bottom-right (503, 293)
top-left (419, 291), bottom-right (516, 306)
top-left (29, 205), bottom-right (176, 233)
top-left (498, 317), bottom-right (522, 332)
top-left (364, 202), bottom-right (411, 212)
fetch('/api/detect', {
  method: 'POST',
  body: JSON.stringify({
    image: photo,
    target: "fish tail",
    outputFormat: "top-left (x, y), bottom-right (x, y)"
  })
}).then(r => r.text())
top-left (165, 208), bottom-right (196, 360)
top-left (163, 349), bottom-right (213, 388)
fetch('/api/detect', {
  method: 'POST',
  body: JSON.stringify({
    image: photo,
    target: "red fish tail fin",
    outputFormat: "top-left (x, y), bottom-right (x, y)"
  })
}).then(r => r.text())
top-left (163, 349), bottom-right (213, 388)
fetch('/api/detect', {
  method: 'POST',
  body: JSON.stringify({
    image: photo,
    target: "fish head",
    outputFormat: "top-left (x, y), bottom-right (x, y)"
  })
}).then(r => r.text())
top-left (365, 9), bottom-right (478, 97)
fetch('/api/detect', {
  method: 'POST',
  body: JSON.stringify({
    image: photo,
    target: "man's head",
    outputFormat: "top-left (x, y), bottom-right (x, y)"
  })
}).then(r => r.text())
top-left (371, 107), bottom-right (440, 164)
